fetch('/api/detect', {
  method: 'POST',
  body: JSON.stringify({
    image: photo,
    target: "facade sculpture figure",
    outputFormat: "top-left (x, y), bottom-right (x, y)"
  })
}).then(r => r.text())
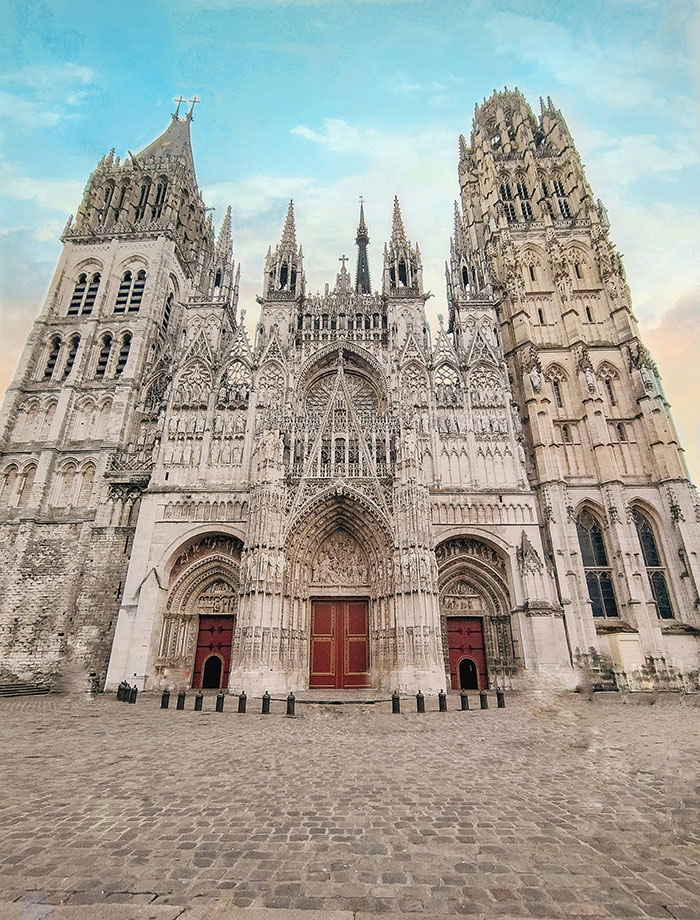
top-left (0, 89), bottom-right (698, 696)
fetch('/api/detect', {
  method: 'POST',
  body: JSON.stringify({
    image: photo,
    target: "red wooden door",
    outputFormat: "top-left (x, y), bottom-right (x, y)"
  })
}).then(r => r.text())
top-left (310, 600), bottom-right (370, 689)
top-left (447, 617), bottom-right (488, 690)
top-left (192, 615), bottom-right (235, 689)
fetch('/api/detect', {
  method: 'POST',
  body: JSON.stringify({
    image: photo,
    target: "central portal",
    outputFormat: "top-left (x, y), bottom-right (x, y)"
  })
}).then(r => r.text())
top-left (309, 599), bottom-right (370, 689)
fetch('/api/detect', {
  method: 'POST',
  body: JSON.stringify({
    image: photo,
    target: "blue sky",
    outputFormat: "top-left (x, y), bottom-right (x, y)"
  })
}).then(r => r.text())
top-left (1, 0), bottom-right (698, 478)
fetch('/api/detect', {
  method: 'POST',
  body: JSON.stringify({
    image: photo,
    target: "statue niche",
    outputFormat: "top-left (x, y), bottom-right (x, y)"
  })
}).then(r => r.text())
top-left (311, 529), bottom-right (369, 587)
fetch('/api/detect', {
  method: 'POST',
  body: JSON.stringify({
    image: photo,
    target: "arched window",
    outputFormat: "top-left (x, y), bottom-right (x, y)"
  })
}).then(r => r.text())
top-left (77, 464), bottom-right (95, 507)
top-left (114, 270), bottom-right (146, 313)
top-left (398, 260), bottom-right (407, 285)
top-left (95, 334), bottom-right (112, 378)
top-left (616, 422), bottom-right (627, 443)
top-left (574, 262), bottom-right (582, 279)
top-left (113, 185), bottom-right (128, 222)
top-left (56, 464), bottom-right (76, 506)
top-left (62, 335), bottom-right (80, 379)
top-left (517, 180), bottom-right (533, 220)
top-left (562, 424), bottom-right (571, 443)
top-left (68, 274), bottom-right (87, 316)
top-left (114, 333), bottom-right (132, 377)
top-left (162, 293), bottom-right (173, 334)
top-left (213, 268), bottom-right (222, 291)
top-left (537, 307), bottom-right (545, 325)
top-left (540, 178), bottom-right (554, 218)
top-left (576, 510), bottom-right (619, 618)
top-left (605, 377), bottom-right (616, 406)
top-left (151, 178), bottom-right (168, 220)
top-left (280, 261), bottom-right (289, 289)
top-left (134, 179), bottom-right (151, 222)
top-left (499, 181), bottom-right (516, 221)
top-left (632, 509), bottom-right (674, 619)
top-left (0, 465), bottom-right (19, 506)
top-left (100, 181), bottom-right (115, 223)
top-left (82, 272), bottom-right (100, 315)
top-left (552, 176), bottom-right (571, 218)
top-left (16, 464), bottom-right (37, 508)
top-left (552, 379), bottom-right (563, 409)
top-left (585, 305), bottom-right (593, 323)
top-left (43, 335), bottom-right (61, 380)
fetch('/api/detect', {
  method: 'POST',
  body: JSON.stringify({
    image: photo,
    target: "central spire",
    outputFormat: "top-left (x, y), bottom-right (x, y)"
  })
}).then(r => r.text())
top-left (355, 197), bottom-right (371, 294)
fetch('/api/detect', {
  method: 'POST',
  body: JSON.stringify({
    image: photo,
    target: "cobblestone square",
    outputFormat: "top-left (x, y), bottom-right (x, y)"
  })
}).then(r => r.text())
top-left (1, 691), bottom-right (699, 919)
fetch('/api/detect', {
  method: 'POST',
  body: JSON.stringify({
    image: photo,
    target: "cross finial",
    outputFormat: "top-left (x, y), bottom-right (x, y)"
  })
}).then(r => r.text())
top-left (359, 195), bottom-right (364, 206)
top-left (187, 96), bottom-right (200, 118)
top-left (339, 254), bottom-right (348, 270)
top-left (173, 96), bottom-right (185, 117)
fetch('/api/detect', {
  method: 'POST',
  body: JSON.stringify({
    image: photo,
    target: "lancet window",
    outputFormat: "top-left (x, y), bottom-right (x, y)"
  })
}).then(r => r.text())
top-left (114, 270), bottom-right (146, 313)
top-left (62, 335), bottom-right (80, 379)
top-left (115, 333), bottom-right (132, 377)
top-left (68, 272), bottom-right (100, 316)
top-left (134, 179), bottom-right (152, 222)
top-left (43, 335), bottom-right (61, 380)
top-left (151, 178), bottom-right (168, 220)
top-left (95, 333), bottom-right (113, 379)
top-left (632, 509), bottom-right (674, 620)
top-left (576, 510), bottom-right (619, 619)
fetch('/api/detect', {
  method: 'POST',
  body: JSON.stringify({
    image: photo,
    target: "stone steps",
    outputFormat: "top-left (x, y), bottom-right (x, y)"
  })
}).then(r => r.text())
top-left (0, 681), bottom-right (53, 698)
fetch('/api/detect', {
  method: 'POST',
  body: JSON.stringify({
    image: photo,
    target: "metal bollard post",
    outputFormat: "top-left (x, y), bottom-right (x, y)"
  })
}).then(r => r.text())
top-left (460, 690), bottom-right (470, 711)
top-left (438, 689), bottom-right (447, 712)
top-left (194, 691), bottom-right (203, 711)
top-left (160, 689), bottom-right (170, 709)
top-left (286, 692), bottom-right (296, 717)
top-left (261, 690), bottom-right (271, 714)
top-left (238, 691), bottom-right (247, 713)
top-left (391, 690), bottom-right (401, 714)
top-left (215, 691), bottom-right (225, 712)
top-left (128, 686), bottom-right (138, 704)
top-left (497, 689), bottom-right (506, 709)
top-left (176, 690), bottom-right (186, 710)
top-left (416, 690), bottom-right (425, 714)
top-left (480, 691), bottom-right (489, 710)
top-left (116, 682), bottom-right (124, 701)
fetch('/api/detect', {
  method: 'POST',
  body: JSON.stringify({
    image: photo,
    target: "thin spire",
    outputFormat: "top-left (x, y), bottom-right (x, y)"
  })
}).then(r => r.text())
top-left (391, 196), bottom-right (407, 245)
top-left (216, 205), bottom-right (232, 255)
top-left (355, 196), bottom-right (371, 294)
top-left (280, 199), bottom-right (297, 249)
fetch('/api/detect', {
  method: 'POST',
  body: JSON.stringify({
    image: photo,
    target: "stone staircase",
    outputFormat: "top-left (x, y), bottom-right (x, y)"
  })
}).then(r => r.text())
top-left (0, 680), bottom-right (53, 698)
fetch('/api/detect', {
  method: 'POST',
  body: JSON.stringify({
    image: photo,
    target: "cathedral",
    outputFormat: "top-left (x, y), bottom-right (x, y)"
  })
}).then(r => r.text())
top-left (0, 89), bottom-right (698, 696)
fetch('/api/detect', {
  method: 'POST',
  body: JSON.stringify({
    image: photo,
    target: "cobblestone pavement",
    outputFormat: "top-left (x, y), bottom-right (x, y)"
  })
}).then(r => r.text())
top-left (1, 690), bottom-right (699, 919)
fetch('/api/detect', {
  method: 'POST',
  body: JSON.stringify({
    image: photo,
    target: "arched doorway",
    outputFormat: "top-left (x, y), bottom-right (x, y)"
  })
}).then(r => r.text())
top-left (202, 655), bottom-right (223, 689)
top-left (436, 537), bottom-right (516, 690)
top-left (155, 533), bottom-right (243, 688)
top-left (459, 657), bottom-right (479, 690)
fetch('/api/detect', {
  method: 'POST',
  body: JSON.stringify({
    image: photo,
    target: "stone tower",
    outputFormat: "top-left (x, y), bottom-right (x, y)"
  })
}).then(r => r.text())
top-left (0, 101), bottom-right (235, 684)
top-left (451, 89), bottom-right (700, 685)
top-left (1, 92), bottom-right (698, 695)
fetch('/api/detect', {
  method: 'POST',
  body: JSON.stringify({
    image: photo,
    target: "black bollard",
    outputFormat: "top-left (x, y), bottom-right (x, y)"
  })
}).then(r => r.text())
top-left (497, 689), bottom-right (506, 709)
top-left (238, 691), bottom-right (247, 714)
top-left (128, 686), bottom-right (138, 704)
top-left (460, 690), bottom-right (470, 711)
top-left (261, 691), bottom-right (271, 714)
top-left (116, 682), bottom-right (124, 701)
top-left (391, 690), bottom-right (401, 714)
top-left (176, 690), bottom-right (186, 710)
top-left (416, 690), bottom-right (425, 714)
top-left (194, 691), bottom-right (203, 711)
top-left (438, 689), bottom-right (447, 712)
top-left (215, 691), bottom-right (225, 712)
top-left (286, 692), bottom-right (296, 717)
top-left (160, 689), bottom-right (170, 709)
top-left (480, 691), bottom-right (489, 710)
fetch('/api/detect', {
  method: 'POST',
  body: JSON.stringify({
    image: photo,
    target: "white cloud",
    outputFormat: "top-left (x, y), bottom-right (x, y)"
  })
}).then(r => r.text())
top-left (0, 62), bottom-right (98, 128)
top-left (0, 159), bottom-right (83, 213)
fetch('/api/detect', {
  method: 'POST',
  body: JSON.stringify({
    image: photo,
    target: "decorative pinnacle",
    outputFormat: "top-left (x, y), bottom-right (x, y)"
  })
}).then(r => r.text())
top-left (391, 196), bottom-right (407, 245)
top-left (357, 196), bottom-right (368, 238)
top-left (280, 199), bottom-right (297, 250)
top-left (186, 96), bottom-right (200, 121)
top-left (216, 205), bottom-right (232, 254)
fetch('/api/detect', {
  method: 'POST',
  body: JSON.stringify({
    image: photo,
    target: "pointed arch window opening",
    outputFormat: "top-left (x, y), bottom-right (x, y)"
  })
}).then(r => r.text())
top-left (134, 179), bottom-right (152, 222)
top-left (99, 182), bottom-right (115, 223)
top-left (113, 185), bottom-right (128, 223)
top-left (632, 509), bottom-right (674, 619)
top-left (44, 336), bottom-right (62, 381)
top-left (62, 335), bottom-right (80, 379)
top-left (605, 377), bottom-right (616, 406)
top-left (68, 272), bottom-right (100, 316)
top-left (152, 179), bottom-right (168, 220)
top-left (115, 333), bottom-right (132, 377)
top-left (114, 270), bottom-right (147, 314)
top-left (162, 293), bottom-right (173, 334)
top-left (552, 378), bottom-right (563, 409)
top-left (95, 334), bottom-right (113, 379)
top-left (576, 510), bottom-right (619, 619)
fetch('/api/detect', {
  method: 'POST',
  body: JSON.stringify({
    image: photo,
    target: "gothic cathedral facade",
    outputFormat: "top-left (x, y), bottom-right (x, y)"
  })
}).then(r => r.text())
top-left (1, 90), bottom-right (698, 695)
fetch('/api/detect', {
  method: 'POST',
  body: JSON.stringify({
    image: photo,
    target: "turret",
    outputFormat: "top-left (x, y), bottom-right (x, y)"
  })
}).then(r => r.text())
top-left (382, 197), bottom-right (423, 296)
top-left (264, 200), bottom-right (304, 297)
